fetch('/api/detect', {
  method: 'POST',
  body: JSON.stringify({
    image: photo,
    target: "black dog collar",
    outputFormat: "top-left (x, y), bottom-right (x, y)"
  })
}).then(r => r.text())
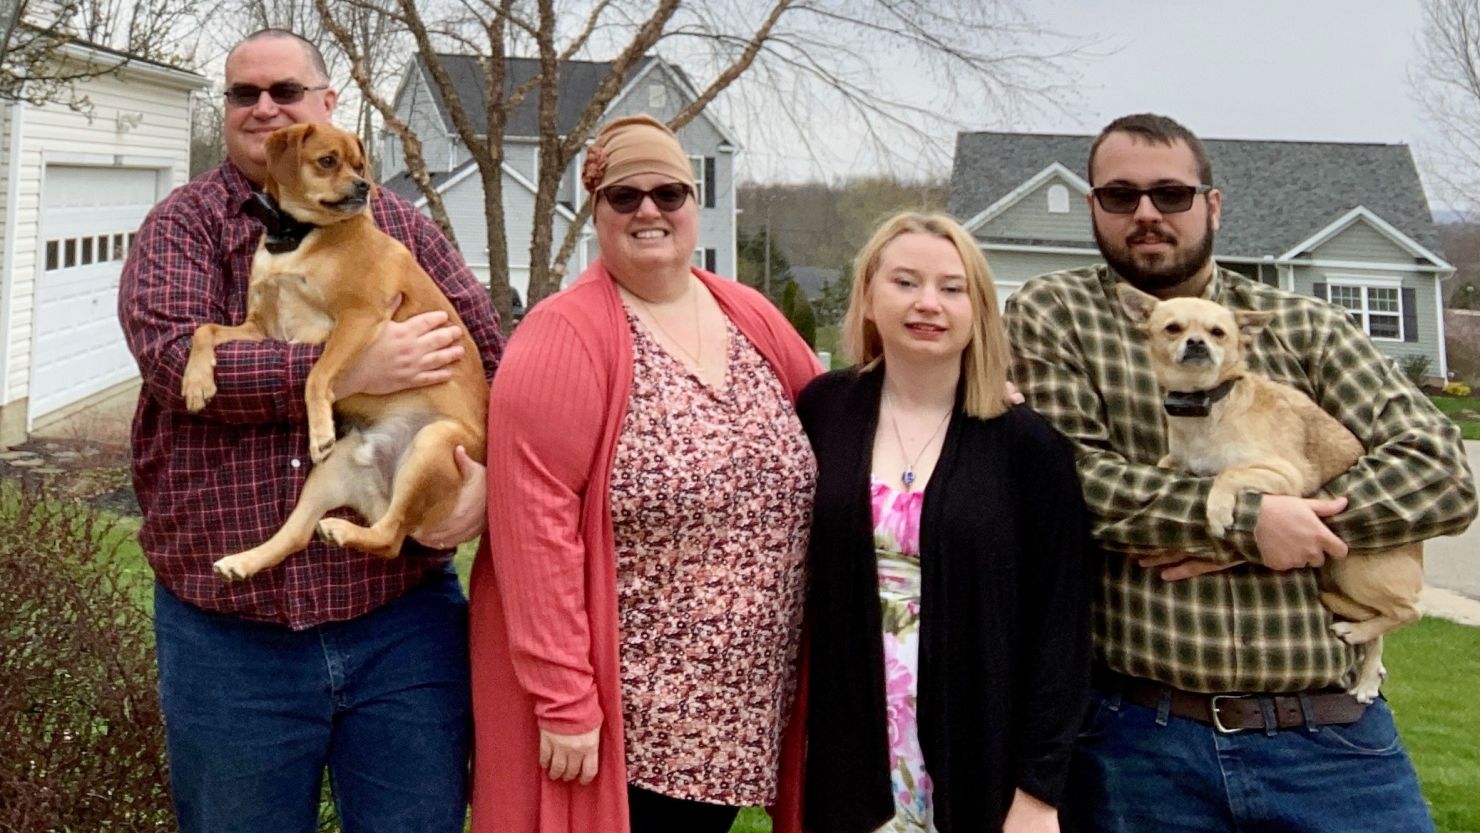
top-left (242, 192), bottom-right (317, 254)
top-left (1163, 378), bottom-right (1239, 417)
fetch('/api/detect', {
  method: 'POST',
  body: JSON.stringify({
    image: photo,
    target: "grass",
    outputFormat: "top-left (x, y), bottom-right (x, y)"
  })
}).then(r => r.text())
top-left (1429, 395), bottom-right (1480, 441)
top-left (16, 484), bottom-right (1476, 833)
top-left (1383, 618), bottom-right (1480, 833)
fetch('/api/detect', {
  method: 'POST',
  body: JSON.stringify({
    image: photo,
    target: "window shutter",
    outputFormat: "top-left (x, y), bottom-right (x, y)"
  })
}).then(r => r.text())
top-left (704, 157), bottom-right (716, 208)
top-left (705, 248), bottom-right (717, 272)
top-left (1312, 282), bottom-right (1326, 301)
top-left (1402, 287), bottom-right (1418, 343)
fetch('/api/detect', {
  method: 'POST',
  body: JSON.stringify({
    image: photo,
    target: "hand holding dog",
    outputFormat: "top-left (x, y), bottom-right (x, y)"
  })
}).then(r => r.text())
top-left (334, 305), bottom-right (465, 399)
top-left (1254, 495), bottom-right (1348, 571)
top-left (413, 445), bottom-right (486, 548)
top-left (540, 726), bottom-right (600, 785)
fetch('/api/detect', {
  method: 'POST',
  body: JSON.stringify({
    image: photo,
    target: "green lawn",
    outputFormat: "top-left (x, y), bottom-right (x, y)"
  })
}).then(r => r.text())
top-left (1430, 394), bottom-right (1480, 441)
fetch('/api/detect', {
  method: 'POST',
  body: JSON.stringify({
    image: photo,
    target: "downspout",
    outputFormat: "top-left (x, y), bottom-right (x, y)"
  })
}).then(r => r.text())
top-left (0, 100), bottom-right (26, 408)
top-left (1434, 269), bottom-right (1451, 381)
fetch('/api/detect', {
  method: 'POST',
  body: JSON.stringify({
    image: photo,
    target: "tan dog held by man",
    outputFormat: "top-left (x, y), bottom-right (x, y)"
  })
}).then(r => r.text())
top-left (1117, 284), bottom-right (1423, 703)
top-left (181, 122), bottom-right (488, 582)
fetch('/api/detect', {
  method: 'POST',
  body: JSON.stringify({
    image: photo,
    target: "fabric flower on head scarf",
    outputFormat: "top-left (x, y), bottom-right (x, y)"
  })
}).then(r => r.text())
top-left (581, 145), bottom-right (609, 193)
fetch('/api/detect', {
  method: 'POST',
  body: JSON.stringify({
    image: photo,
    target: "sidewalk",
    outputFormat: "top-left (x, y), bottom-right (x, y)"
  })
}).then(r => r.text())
top-left (1418, 439), bottom-right (1480, 627)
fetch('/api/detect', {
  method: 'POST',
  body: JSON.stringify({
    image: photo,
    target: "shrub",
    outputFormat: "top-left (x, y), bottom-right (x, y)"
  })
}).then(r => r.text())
top-left (0, 484), bottom-right (173, 833)
top-left (1444, 381), bottom-right (1473, 398)
top-left (1400, 354), bottom-right (1433, 387)
top-left (779, 279), bottom-right (818, 347)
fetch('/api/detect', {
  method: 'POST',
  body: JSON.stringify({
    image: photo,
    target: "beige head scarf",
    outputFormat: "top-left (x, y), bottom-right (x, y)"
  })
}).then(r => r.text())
top-left (581, 114), bottom-right (695, 193)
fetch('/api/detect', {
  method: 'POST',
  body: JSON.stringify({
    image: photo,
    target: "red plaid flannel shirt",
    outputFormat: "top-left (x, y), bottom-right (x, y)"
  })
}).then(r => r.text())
top-left (119, 161), bottom-right (504, 629)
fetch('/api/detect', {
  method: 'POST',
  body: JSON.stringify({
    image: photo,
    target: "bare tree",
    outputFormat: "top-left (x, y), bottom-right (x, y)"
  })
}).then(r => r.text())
top-left (315, 0), bottom-right (1079, 329)
top-left (1413, 0), bottom-right (1480, 214)
top-left (1, 0), bottom-right (203, 109)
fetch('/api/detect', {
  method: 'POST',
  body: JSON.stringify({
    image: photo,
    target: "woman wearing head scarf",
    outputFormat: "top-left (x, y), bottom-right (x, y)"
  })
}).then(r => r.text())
top-left (468, 115), bottom-right (820, 833)
top-left (798, 213), bottom-right (1091, 833)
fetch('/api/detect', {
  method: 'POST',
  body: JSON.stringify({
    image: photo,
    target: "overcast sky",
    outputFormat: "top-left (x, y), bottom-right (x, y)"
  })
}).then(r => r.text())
top-left (734, 0), bottom-right (1455, 206)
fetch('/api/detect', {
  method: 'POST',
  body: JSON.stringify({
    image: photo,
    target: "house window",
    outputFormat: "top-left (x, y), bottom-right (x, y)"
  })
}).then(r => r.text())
top-left (690, 248), bottom-right (716, 272)
top-left (690, 156), bottom-right (716, 209)
top-left (648, 84), bottom-right (667, 110)
top-left (1327, 280), bottom-right (1403, 340)
top-left (1046, 184), bottom-right (1070, 213)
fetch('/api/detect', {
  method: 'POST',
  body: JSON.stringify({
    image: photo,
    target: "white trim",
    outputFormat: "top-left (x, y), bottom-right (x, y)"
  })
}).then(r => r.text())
top-left (962, 162), bottom-right (1091, 232)
top-left (688, 154), bottom-right (705, 207)
top-left (414, 159), bottom-right (578, 222)
top-left (1277, 206), bottom-right (1451, 269)
top-left (56, 42), bottom-right (207, 91)
top-left (1293, 257), bottom-right (1447, 273)
top-left (1434, 275), bottom-right (1450, 378)
top-left (981, 242), bottom-right (1100, 256)
top-left (1278, 262), bottom-right (1295, 292)
top-left (0, 102), bottom-right (24, 404)
top-left (1324, 274), bottom-right (1406, 342)
top-left (44, 151), bottom-right (175, 168)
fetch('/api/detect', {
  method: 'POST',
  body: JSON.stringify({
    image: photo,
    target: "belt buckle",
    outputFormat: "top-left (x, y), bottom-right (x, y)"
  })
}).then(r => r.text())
top-left (1210, 695), bottom-right (1249, 734)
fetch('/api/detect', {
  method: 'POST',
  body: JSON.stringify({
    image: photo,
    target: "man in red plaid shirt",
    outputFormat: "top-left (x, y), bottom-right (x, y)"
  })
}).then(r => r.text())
top-left (118, 29), bottom-right (503, 833)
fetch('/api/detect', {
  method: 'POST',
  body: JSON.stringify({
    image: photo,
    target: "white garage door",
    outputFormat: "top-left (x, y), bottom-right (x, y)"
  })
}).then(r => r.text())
top-left (32, 165), bottom-right (159, 420)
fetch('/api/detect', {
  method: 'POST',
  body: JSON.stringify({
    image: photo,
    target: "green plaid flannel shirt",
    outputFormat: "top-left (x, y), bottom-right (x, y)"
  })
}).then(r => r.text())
top-left (1005, 264), bottom-right (1477, 693)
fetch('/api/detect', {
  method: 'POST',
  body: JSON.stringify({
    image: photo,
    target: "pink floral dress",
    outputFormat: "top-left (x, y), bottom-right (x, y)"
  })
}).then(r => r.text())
top-left (871, 476), bottom-right (936, 833)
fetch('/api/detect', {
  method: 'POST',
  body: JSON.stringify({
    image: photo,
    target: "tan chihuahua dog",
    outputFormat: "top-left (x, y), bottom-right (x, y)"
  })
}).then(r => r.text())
top-left (1117, 284), bottom-right (1422, 702)
top-left (181, 123), bottom-right (488, 582)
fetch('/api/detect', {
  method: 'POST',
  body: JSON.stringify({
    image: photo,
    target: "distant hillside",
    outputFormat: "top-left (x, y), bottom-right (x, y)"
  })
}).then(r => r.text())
top-left (738, 178), bottom-right (949, 276)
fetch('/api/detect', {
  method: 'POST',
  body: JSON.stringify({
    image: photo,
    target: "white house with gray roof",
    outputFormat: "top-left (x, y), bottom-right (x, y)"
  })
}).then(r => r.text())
top-left (380, 54), bottom-right (739, 308)
top-left (950, 132), bottom-right (1456, 377)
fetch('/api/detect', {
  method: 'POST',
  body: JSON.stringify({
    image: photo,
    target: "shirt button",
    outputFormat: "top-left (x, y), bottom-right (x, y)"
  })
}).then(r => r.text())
top-left (290, 458), bottom-right (302, 469)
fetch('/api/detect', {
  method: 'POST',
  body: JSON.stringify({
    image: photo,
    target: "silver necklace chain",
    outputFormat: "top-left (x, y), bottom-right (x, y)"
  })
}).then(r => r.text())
top-left (631, 280), bottom-right (702, 366)
top-left (884, 390), bottom-right (951, 490)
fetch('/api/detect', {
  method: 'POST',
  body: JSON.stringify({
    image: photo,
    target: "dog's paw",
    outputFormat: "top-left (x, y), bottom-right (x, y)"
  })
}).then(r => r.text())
top-left (1206, 487), bottom-right (1236, 538)
top-left (309, 432), bottom-right (336, 464)
top-left (212, 554), bottom-right (255, 582)
top-left (181, 370), bottom-right (217, 413)
top-left (1330, 620), bottom-right (1383, 645)
top-left (1348, 674), bottom-right (1383, 704)
top-left (317, 518), bottom-right (351, 546)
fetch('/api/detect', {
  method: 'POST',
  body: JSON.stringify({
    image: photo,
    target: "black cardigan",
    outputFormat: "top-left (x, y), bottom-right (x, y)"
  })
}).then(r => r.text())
top-left (797, 367), bottom-right (1092, 833)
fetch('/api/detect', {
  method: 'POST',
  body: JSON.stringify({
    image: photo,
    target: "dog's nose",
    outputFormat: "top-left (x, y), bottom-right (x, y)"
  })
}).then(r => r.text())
top-left (352, 179), bottom-right (370, 198)
top-left (1183, 338), bottom-right (1209, 359)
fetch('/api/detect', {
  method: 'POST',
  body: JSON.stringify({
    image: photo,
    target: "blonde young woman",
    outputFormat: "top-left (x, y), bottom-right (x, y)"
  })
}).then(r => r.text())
top-left (798, 213), bottom-right (1091, 833)
top-left (469, 115), bottom-right (820, 833)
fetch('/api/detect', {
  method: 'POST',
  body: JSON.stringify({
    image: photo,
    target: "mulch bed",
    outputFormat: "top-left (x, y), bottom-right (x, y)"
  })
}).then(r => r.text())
top-left (0, 438), bottom-right (139, 516)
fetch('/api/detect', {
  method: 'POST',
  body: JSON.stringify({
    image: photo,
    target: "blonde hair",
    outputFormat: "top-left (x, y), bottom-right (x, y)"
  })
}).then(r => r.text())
top-left (841, 211), bottom-right (1012, 420)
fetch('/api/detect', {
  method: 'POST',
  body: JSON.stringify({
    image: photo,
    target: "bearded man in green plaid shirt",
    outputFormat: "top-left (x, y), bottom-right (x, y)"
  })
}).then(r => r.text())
top-left (1004, 113), bottom-right (1476, 833)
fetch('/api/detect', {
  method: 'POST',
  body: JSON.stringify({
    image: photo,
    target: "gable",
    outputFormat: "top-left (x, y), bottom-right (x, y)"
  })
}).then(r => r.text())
top-left (965, 163), bottom-right (1092, 245)
top-left (1309, 220), bottom-right (1417, 264)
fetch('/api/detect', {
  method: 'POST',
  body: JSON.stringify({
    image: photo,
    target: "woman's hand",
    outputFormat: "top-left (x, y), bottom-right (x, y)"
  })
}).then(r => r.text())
top-left (539, 726), bottom-right (601, 785)
top-left (1002, 788), bottom-right (1058, 833)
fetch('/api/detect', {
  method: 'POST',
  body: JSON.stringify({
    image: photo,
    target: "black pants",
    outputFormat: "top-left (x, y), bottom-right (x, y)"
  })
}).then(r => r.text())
top-left (628, 784), bottom-right (741, 833)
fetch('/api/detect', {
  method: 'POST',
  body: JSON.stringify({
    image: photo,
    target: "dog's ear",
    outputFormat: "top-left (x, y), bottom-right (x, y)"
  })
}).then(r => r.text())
top-left (1116, 283), bottom-right (1159, 325)
top-left (1234, 309), bottom-right (1275, 337)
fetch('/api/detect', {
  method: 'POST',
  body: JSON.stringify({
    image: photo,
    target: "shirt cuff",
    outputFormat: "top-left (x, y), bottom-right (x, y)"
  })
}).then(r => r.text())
top-left (1226, 489), bottom-right (1264, 564)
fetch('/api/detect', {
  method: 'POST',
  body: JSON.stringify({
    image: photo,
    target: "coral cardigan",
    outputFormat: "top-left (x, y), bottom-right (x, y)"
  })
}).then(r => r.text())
top-left (470, 261), bottom-right (821, 833)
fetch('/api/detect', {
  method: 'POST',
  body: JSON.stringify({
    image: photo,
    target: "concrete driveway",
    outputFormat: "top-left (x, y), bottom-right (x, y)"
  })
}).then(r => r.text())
top-left (1423, 439), bottom-right (1480, 600)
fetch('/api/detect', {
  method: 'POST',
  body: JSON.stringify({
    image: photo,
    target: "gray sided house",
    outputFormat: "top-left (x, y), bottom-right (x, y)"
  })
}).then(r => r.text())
top-left (950, 132), bottom-right (1456, 377)
top-left (381, 54), bottom-right (739, 307)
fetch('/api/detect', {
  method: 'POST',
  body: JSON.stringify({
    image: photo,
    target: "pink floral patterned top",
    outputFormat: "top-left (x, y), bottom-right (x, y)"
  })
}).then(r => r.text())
top-left (609, 309), bottom-right (816, 806)
top-left (871, 476), bottom-right (936, 832)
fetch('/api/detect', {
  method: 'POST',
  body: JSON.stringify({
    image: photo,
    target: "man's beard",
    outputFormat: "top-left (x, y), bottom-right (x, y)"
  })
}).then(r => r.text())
top-left (1094, 216), bottom-right (1215, 292)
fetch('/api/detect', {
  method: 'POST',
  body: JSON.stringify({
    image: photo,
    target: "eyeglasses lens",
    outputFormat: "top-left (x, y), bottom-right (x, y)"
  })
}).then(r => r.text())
top-left (225, 82), bottom-right (315, 108)
top-left (1094, 186), bottom-right (1200, 214)
top-left (604, 184), bottom-right (690, 213)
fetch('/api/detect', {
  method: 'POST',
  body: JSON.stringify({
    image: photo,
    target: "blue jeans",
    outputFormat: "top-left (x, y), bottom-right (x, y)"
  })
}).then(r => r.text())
top-left (1066, 687), bottom-right (1435, 833)
top-left (153, 569), bottom-right (471, 833)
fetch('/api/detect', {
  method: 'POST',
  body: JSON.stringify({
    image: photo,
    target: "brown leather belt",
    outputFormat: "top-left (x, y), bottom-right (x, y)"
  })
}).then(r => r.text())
top-left (1094, 667), bottom-right (1369, 734)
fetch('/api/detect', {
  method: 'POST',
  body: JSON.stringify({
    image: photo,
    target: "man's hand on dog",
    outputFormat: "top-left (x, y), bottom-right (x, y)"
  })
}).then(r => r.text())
top-left (1253, 495), bottom-right (1349, 571)
top-left (413, 445), bottom-right (487, 549)
top-left (333, 306), bottom-right (466, 399)
top-left (540, 726), bottom-right (600, 785)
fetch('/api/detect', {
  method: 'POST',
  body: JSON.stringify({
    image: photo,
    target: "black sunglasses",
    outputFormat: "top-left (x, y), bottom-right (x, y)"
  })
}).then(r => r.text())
top-left (1091, 184), bottom-right (1212, 214)
top-left (600, 182), bottom-right (692, 214)
top-left (224, 81), bottom-right (329, 108)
